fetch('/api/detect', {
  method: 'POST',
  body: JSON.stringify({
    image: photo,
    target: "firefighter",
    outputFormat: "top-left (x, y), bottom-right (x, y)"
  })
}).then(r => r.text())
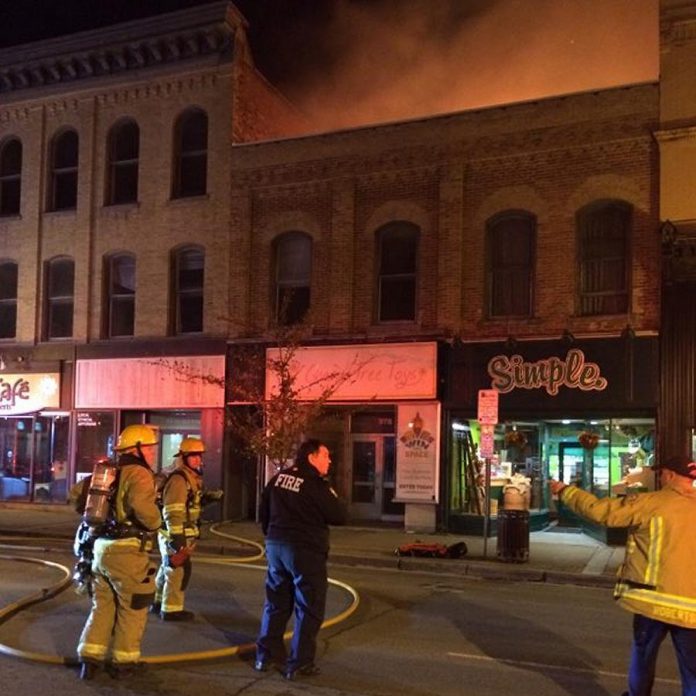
top-left (76, 424), bottom-right (162, 681)
top-left (152, 436), bottom-right (221, 621)
top-left (255, 439), bottom-right (348, 680)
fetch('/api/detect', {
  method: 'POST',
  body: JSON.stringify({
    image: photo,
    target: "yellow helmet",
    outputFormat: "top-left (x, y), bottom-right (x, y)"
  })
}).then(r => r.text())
top-left (115, 424), bottom-right (158, 451)
top-left (178, 437), bottom-right (205, 456)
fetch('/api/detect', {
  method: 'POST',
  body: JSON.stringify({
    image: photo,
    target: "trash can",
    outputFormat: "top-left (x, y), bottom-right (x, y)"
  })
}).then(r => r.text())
top-left (496, 509), bottom-right (529, 563)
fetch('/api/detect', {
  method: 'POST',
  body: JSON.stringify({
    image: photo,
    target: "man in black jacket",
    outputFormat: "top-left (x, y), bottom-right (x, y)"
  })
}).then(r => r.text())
top-left (255, 439), bottom-right (347, 680)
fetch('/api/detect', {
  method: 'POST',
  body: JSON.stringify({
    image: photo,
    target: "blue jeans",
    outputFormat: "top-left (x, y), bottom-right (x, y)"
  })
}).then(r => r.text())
top-left (627, 614), bottom-right (696, 696)
top-left (256, 542), bottom-right (328, 672)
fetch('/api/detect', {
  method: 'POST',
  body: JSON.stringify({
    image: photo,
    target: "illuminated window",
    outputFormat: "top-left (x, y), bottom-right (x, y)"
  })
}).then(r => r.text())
top-left (486, 211), bottom-right (535, 318)
top-left (172, 246), bottom-right (204, 334)
top-left (0, 138), bottom-right (21, 216)
top-left (104, 253), bottom-right (135, 337)
top-left (274, 232), bottom-right (312, 325)
top-left (44, 257), bottom-right (74, 339)
top-left (106, 120), bottom-right (139, 205)
top-left (172, 109), bottom-right (207, 198)
top-left (376, 222), bottom-right (419, 322)
top-left (49, 130), bottom-right (78, 211)
top-left (577, 200), bottom-right (630, 316)
top-left (0, 260), bottom-right (18, 339)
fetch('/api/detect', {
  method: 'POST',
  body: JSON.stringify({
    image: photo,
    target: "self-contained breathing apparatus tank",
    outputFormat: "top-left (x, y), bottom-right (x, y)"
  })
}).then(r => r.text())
top-left (73, 459), bottom-right (119, 595)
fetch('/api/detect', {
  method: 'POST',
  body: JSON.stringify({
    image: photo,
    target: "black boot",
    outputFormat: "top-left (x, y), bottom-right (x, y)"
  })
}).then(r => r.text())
top-left (108, 662), bottom-right (147, 680)
top-left (78, 661), bottom-right (98, 680)
top-left (160, 610), bottom-right (195, 621)
top-left (284, 663), bottom-right (321, 681)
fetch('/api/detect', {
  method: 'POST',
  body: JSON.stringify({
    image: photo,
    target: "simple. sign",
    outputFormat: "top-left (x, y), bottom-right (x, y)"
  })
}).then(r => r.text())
top-left (477, 389), bottom-right (499, 425)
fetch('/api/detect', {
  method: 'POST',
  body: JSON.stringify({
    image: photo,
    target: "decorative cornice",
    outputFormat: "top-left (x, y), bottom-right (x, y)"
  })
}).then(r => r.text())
top-left (0, 2), bottom-right (239, 97)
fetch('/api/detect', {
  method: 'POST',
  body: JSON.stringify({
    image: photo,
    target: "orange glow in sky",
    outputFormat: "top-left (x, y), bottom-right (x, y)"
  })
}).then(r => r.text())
top-left (285, 0), bottom-right (659, 132)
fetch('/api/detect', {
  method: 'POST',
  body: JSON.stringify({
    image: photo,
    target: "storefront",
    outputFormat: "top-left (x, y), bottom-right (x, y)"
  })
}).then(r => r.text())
top-left (444, 335), bottom-right (658, 541)
top-left (74, 354), bottom-right (225, 501)
top-left (233, 340), bottom-right (443, 531)
top-left (0, 368), bottom-right (70, 504)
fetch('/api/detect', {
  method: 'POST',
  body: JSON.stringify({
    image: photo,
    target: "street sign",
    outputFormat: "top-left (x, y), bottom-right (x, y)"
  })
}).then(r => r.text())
top-left (480, 424), bottom-right (495, 457)
top-left (477, 389), bottom-right (499, 425)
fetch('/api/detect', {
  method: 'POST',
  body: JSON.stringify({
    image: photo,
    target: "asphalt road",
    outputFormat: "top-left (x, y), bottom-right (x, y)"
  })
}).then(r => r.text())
top-left (0, 543), bottom-right (683, 696)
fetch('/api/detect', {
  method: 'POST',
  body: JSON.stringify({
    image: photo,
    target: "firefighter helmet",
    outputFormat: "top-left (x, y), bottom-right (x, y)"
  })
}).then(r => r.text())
top-left (178, 437), bottom-right (206, 455)
top-left (115, 424), bottom-right (158, 451)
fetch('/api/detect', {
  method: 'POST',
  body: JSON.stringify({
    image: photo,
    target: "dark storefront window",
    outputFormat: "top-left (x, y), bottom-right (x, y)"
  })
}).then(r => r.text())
top-left (0, 415), bottom-right (70, 503)
top-left (75, 411), bottom-right (116, 479)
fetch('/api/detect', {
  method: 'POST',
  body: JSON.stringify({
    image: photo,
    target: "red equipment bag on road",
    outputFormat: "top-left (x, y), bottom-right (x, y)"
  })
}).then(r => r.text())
top-left (394, 541), bottom-right (467, 559)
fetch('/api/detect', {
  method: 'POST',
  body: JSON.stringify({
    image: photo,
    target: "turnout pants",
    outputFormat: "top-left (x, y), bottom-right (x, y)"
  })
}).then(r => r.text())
top-left (154, 533), bottom-right (193, 613)
top-left (256, 542), bottom-right (328, 671)
top-left (77, 538), bottom-right (156, 665)
top-left (627, 613), bottom-right (696, 696)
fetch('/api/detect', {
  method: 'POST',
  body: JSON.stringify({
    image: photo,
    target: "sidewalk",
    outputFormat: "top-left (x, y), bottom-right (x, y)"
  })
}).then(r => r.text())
top-left (0, 503), bottom-right (624, 588)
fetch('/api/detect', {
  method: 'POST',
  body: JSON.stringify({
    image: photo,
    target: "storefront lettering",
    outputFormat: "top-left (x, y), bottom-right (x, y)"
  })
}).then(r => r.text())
top-left (0, 378), bottom-right (30, 409)
top-left (487, 349), bottom-right (608, 396)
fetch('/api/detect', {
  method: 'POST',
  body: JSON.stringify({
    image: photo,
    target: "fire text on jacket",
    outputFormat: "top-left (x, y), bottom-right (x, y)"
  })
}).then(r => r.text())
top-left (275, 474), bottom-right (304, 492)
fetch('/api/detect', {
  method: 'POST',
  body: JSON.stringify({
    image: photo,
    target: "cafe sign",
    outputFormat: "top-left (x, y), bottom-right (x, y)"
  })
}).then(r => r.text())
top-left (0, 373), bottom-right (60, 415)
top-left (487, 349), bottom-right (608, 396)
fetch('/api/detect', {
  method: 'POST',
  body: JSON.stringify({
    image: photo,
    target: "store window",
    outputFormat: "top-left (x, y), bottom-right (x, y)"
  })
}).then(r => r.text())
top-left (273, 232), bottom-right (312, 325)
top-left (106, 119), bottom-right (139, 205)
top-left (75, 411), bottom-right (116, 479)
top-left (104, 253), bottom-right (135, 337)
top-left (577, 200), bottom-right (630, 316)
top-left (0, 137), bottom-right (21, 216)
top-left (172, 246), bottom-right (204, 334)
top-left (172, 108), bottom-right (208, 199)
top-left (486, 211), bottom-right (535, 318)
top-left (448, 417), bottom-right (655, 520)
top-left (0, 260), bottom-right (18, 339)
top-left (48, 129), bottom-right (78, 211)
top-left (0, 415), bottom-right (70, 503)
top-left (376, 221), bottom-right (419, 322)
top-left (45, 256), bottom-right (74, 339)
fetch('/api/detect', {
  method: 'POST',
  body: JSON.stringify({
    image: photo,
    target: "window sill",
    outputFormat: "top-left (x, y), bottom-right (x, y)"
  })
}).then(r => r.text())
top-left (43, 208), bottom-right (77, 218)
top-left (0, 213), bottom-right (21, 222)
top-left (167, 193), bottom-right (210, 205)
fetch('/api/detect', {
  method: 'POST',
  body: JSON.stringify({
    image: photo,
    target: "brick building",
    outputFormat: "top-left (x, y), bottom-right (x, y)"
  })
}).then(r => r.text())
top-left (0, 1), bottom-right (689, 534)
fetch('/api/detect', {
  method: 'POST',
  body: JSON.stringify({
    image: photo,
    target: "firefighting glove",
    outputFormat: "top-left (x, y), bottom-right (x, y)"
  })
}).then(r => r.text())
top-left (201, 489), bottom-right (224, 505)
top-left (167, 545), bottom-right (192, 569)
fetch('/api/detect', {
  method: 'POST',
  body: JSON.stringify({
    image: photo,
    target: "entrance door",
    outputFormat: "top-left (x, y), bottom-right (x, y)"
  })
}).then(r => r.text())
top-left (559, 443), bottom-right (585, 487)
top-left (350, 436), bottom-right (403, 521)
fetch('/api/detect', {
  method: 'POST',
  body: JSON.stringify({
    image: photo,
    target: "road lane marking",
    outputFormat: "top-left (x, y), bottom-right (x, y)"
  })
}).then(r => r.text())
top-left (447, 651), bottom-right (680, 686)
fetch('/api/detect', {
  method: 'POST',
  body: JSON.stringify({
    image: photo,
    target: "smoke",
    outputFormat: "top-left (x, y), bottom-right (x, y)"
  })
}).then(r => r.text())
top-left (276, 0), bottom-right (659, 132)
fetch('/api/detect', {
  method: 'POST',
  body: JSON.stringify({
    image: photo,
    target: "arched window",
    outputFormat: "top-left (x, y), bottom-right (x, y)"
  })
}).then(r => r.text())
top-left (274, 232), bottom-right (312, 325)
top-left (106, 120), bottom-right (139, 205)
top-left (172, 109), bottom-right (208, 198)
top-left (171, 246), bottom-right (204, 334)
top-left (44, 257), bottom-right (74, 339)
top-left (0, 138), bottom-right (21, 216)
top-left (486, 211), bottom-right (536, 318)
top-left (376, 222), bottom-right (419, 322)
top-left (104, 253), bottom-right (135, 338)
top-left (0, 261), bottom-right (18, 339)
top-left (577, 200), bottom-right (631, 316)
top-left (49, 130), bottom-right (79, 211)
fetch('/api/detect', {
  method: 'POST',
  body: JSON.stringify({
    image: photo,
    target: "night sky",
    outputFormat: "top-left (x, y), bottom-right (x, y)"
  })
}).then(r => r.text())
top-left (0, 0), bottom-right (658, 131)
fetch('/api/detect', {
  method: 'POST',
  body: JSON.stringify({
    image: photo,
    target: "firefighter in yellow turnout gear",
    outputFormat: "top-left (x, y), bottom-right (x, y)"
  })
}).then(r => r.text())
top-left (76, 425), bottom-right (162, 681)
top-left (153, 437), bottom-right (219, 621)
